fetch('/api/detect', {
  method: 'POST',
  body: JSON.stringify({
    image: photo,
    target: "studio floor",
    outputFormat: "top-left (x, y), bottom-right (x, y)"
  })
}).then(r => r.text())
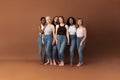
top-left (0, 51), bottom-right (120, 80)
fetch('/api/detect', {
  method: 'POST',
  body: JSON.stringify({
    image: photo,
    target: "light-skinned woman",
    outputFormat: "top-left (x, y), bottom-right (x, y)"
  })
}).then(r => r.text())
top-left (43, 16), bottom-right (55, 65)
top-left (56, 16), bottom-right (69, 66)
top-left (76, 18), bottom-right (87, 66)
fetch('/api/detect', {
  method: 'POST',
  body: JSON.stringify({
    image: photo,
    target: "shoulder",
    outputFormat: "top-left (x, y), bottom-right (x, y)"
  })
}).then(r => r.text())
top-left (82, 26), bottom-right (86, 32)
top-left (65, 25), bottom-right (68, 29)
top-left (50, 24), bottom-right (54, 28)
top-left (56, 25), bottom-right (59, 28)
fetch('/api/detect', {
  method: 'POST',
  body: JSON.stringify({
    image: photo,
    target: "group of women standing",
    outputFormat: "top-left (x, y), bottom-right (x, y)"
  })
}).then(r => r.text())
top-left (38, 16), bottom-right (87, 67)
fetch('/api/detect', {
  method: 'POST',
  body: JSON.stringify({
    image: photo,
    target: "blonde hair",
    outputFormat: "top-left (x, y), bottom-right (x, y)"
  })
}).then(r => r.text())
top-left (46, 16), bottom-right (51, 20)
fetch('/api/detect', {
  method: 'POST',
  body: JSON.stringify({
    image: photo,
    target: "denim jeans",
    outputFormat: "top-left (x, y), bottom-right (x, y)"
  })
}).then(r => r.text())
top-left (69, 35), bottom-right (76, 63)
top-left (52, 44), bottom-right (58, 60)
top-left (77, 37), bottom-right (86, 63)
top-left (38, 35), bottom-right (44, 62)
top-left (44, 35), bottom-right (52, 60)
top-left (57, 35), bottom-right (67, 62)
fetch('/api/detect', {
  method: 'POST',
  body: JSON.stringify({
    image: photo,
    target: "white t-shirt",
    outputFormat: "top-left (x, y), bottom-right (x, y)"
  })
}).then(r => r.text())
top-left (68, 25), bottom-right (76, 35)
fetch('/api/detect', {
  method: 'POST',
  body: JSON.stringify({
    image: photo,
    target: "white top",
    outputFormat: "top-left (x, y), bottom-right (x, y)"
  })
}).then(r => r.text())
top-left (44, 24), bottom-right (53, 35)
top-left (76, 27), bottom-right (84, 37)
top-left (68, 25), bottom-right (76, 35)
top-left (39, 24), bottom-right (45, 35)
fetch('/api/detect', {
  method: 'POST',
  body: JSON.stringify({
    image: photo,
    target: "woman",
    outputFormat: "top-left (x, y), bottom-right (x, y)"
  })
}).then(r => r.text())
top-left (43, 16), bottom-right (55, 65)
top-left (76, 18), bottom-right (87, 66)
top-left (38, 17), bottom-right (46, 64)
top-left (52, 16), bottom-right (59, 65)
top-left (66, 17), bottom-right (76, 66)
top-left (56, 16), bottom-right (69, 66)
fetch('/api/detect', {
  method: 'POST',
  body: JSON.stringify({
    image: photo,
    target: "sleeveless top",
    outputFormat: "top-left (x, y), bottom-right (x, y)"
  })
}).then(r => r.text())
top-left (76, 27), bottom-right (84, 37)
top-left (57, 25), bottom-right (66, 35)
top-left (44, 25), bottom-right (53, 35)
top-left (68, 25), bottom-right (76, 35)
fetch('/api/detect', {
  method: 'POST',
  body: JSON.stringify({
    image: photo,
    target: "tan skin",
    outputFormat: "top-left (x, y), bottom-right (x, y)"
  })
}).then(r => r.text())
top-left (77, 19), bottom-right (87, 66)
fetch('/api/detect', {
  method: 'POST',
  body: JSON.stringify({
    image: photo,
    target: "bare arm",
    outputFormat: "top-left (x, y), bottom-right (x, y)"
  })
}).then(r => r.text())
top-left (81, 27), bottom-right (87, 44)
top-left (38, 25), bottom-right (42, 33)
top-left (55, 25), bottom-right (59, 45)
top-left (66, 25), bottom-right (70, 45)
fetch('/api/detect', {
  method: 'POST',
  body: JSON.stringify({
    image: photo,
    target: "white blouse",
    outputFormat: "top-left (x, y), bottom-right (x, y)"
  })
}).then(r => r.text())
top-left (76, 27), bottom-right (84, 37)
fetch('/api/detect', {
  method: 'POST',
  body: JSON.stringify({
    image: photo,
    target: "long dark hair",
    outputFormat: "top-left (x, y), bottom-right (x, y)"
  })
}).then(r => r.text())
top-left (40, 17), bottom-right (45, 21)
top-left (52, 16), bottom-right (59, 26)
top-left (66, 17), bottom-right (76, 26)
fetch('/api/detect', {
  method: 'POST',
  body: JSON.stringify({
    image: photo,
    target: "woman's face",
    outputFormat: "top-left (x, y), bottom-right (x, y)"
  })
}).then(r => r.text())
top-left (77, 19), bottom-right (82, 25)
top-left (59, 17), bottom-right (64, 23)
top-left (54, 17), bottom-right (58, 23)
top-left (46, 16), bottom-right (52, 24)
top-left (69, 18), bottom-right (73, 25)
top-left (41, 18), bottom-right (46, 24)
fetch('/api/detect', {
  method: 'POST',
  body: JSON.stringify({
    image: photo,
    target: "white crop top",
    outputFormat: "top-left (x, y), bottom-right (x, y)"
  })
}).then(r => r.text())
top-left (76, 27), bottom-right (84, 37)
top-left (68, 25), bottom-right (76, 35)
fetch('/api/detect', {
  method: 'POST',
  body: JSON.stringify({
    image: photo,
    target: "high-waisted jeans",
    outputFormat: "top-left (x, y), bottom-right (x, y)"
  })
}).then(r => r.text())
top-left (69, 35), bottom-right (76, 63)
top-left (52, 44), bottom-right (58, 60)
top-left (44, 35), bottom-right (52, 60)
top-left (57, 35), bottom-right (67, 62)
top-left (38, 34), bottom-right (44, 62)
top-left (77, 37), bottom-right (86, 63)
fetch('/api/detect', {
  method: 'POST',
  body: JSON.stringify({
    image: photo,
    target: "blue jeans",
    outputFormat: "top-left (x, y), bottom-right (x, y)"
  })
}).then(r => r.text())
top-left (44, 35), bottom-right (52, 60)
top-left (52, 44), bottom-right (58, 60)
top-left (77, 37), bottom-right (86, 63)
top-left (38, 35), bottom-right (44, 62)
top-left (69, 35), bottom-right (76, 63)
top-left (57, 35), bottom-right (67, 62)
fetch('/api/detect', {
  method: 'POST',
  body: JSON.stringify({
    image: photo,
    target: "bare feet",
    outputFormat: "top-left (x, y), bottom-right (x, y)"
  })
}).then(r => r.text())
top-left (76, 62), bottom-right (83, 67)
top-left (59, 62), bottom-right (64, 66)
top-left (53, 60), bottom-right (56, 65)
top-left (44, 60), bottom-right (49, 65)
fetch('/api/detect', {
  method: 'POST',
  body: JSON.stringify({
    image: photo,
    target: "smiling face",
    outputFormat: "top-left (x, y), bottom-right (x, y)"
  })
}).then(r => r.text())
top-left (46, 16), bottom-right (52, 24)
top-left (54, 16), bottom-right (58, 23)
top-left (77, 19), bottom-right (83, 26)
top-left (69, 18), bottom-right (74, 25)
top-left (41, 18), bottom-right (46, 25)
top-left (59, 16), bottom-right (64, 24)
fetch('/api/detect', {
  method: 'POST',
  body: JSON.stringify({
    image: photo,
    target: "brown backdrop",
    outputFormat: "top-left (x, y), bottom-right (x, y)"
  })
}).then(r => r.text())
top-left (0, 0), bottom-right (120, 60)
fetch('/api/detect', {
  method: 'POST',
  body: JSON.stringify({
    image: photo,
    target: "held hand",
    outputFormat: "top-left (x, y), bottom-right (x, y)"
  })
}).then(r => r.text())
top-left (67, 40), bottom-right (70, 45)
top-left (80, 42), bottom-right (83, 47)
top-left (42, 39), bottom-right (44, 45)
top-left (52, 39), bottom-right (55, 45)
top-left (56, 39), bottom-right (58, 45)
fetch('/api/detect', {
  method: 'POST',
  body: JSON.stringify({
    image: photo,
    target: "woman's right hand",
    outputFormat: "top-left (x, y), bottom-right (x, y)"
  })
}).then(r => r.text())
top-left (56, 39), bottom-right (58, 45)
top-left (42, 39), bottom-right (44, 45)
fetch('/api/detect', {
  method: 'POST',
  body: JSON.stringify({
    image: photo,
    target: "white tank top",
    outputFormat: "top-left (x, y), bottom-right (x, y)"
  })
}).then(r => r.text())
top-left (44, 25), bottom-right (52, 35)
top-left (68, 25), bottom-right (76, 35)
top-left (76, 27), bottom-right (84, 37)
top-left (39, 24), bottom-right (45, 35)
